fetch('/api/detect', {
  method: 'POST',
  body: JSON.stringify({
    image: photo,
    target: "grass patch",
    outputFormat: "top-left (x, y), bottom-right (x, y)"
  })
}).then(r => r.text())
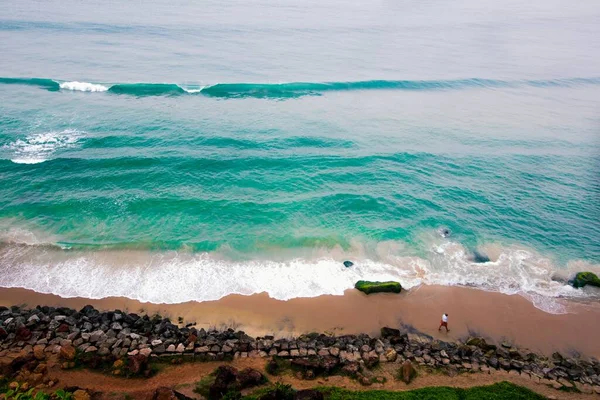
top-left (315, 382), bottom-right (544, 400)
top-left (194, 374), bottom-right (217, 398)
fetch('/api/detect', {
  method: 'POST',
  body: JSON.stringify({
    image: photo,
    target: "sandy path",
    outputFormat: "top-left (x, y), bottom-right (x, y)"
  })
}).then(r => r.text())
top-left (48, 358), bottom-right (594, 400)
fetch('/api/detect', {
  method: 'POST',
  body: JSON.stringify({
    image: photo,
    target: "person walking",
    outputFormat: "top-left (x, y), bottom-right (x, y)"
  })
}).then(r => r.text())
top-left (439, 313), bottom-right (449, 332)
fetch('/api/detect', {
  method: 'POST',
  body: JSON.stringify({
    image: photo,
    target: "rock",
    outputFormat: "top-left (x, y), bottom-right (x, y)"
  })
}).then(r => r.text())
top-left (400, 360), bottom-right (417, 384)
top-left (355, 280), bottom-right (401, 295)
top-left (237, 368), bottom-right (264, 388)
top-left (140, 347), bottom-right (152, 357)
top-left (33, 345), bottom-right (46, 360)
top-left (85, 346), bottom-right (98, 353)
top-left (381, 327), bottom-right (401, 338)
top-left (176, 343), bottom-right (185, 353)
top-left (384, 348), bottom-right (397, 362)
top-left (343, 261), bottom-right (354, 268)
top-left (111, 322), bottom-right (123, 331)
top-left (465, 337), bottom-right (496, 351)
top-left (295, 389), bottom-right (324, 400)
top-left (16, 326), bottom-right (32, 341)
top-left (342, 362), bottom-right (360, 377)
top-left (209, 365), bottom-right (239, 400)
top-left (152, 387), bottom-right (194, 400)
top-left (152, 339), bottom-right (163, 346)
top-left (60, 344), bottom-right (76, 361)
top-left (127, 353), bottom-right (148, 375)
top-left (167, 344), bottom-right (176, 352)
top-left (571, 272), bottom-right (600, 288)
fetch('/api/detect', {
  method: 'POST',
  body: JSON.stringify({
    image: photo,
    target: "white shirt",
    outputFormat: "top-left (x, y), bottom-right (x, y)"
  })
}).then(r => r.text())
top-left (442, 314), bottom-right (448, 322)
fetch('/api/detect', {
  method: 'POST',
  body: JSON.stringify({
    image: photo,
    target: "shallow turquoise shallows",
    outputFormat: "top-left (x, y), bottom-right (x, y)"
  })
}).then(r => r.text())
top-left (0, 0), bottom-right (599, 309)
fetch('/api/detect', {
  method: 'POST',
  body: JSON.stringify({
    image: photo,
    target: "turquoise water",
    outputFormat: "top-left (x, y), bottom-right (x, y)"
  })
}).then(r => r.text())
top-left (0, 0), bottom-right (599, 309)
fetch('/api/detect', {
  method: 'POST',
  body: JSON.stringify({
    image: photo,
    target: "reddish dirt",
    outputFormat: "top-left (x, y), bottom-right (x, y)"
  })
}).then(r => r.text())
top-left (44, 358), bottom-right (596, 400)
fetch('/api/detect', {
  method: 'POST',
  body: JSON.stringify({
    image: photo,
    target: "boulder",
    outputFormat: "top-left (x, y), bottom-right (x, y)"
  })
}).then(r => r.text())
top-left (465, 337), bottom-right (496, 351)
top-left (355, 280), bottom-right (402, 295)
top-left (209, 365), bottom-right (239, 400)
top-left (384, 348), bottom-right (397, 362)
top-left (237, 368), bottom-right (264, 388)
top-left (343, 261), bottom-right (354, 268)
top-left (399, 360), bottom-right (417, 384)
top-left (127, 353), bottom-right (149, 375)
top-left (571, 272), bottom-right (600, 289)
top-left (380, 327), bottom-right (400, 338)
top-left (60, 344), bottom-right (76, 361)
top-left (33, 345), bottom-right (46, 360)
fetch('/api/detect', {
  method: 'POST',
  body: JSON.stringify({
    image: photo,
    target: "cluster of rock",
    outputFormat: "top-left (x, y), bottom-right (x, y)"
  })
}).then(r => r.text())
top-left (1, 305), bottom-right (600, 394)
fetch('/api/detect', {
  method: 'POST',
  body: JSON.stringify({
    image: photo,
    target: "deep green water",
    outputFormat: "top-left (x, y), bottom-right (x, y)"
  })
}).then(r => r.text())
top-left (0, 0), bottom-right (599, 309)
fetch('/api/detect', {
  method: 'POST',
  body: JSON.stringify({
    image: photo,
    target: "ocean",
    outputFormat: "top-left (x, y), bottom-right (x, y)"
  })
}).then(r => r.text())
top-left (0, 0), bottom-right (599, 312)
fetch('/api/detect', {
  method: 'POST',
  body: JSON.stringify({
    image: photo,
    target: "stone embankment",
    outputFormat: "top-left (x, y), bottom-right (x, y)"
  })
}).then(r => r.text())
top-left (1, 305), bottom-right (600, 395)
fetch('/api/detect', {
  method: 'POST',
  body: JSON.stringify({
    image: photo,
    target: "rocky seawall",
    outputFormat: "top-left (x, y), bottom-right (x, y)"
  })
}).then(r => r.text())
top-left (1, 304), bottom-right (600, 395)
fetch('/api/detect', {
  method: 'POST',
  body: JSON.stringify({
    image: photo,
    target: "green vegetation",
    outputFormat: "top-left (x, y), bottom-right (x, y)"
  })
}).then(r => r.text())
top-left (195, 376), bottom-right (215, 398)
top-left (319, 382), bottom-right (545, 400)
top-left (572, 272), bottom-right (600, 288)
top-left (1, 384), bottom-right (73, 400)
top-left (355, 281), bottom-right (402, 295)
top-left (243, 382), bottom-right (544, 400)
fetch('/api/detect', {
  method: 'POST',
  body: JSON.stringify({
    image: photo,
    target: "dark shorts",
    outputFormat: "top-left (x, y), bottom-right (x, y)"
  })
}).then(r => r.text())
top-left (440, 321), bottom-right (448, 326)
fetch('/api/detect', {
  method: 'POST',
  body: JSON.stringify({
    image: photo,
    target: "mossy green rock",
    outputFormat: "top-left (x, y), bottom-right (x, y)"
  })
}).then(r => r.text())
top-left (355, 280), bottom-right (401, 295)
top-left (571, 272), bottom-right (600, 288)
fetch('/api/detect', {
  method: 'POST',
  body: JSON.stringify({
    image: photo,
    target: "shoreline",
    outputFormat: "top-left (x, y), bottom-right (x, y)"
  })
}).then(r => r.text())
top-left (1, 284), bottom-right (599, 357)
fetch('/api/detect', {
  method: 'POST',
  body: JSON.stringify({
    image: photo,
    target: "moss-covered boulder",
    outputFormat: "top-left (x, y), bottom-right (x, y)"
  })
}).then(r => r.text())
top-left (571, 272), bottom-right (600, 289)
top-left (355, 280), bottom-right (402, 295)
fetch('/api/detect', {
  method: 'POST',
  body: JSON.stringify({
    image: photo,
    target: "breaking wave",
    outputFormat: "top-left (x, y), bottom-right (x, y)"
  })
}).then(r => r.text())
top-left (3, 129), bottom-right (83, 164)
top-left (2, 76), bottom-right (600, 98)
top-left (0, 232), bottom-right (598, 313)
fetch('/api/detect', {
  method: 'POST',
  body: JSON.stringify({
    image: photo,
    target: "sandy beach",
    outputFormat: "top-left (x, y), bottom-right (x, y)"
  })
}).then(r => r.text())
top-left (1, 285), bottom-right (598, 358)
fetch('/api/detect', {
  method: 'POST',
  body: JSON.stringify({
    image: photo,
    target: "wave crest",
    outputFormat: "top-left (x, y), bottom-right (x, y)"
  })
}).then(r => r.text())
top-left (60, 81), bottom-right (108, 92)
top-left (1, 76), bottom-right (600, 98)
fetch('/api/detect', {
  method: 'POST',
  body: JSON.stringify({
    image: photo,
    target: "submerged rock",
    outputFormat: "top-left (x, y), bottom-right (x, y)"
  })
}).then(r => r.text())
top-left (355, 280), bottom-right (402, 295)
top-left (343, 261), bottom-right (354, 268)
top-left (471, 250), bottom-right (490, 263)
top-left (571, 272), bottom-right (600, 289)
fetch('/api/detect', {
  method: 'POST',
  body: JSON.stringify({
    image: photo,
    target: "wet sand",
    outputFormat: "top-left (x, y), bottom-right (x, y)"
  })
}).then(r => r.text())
top-left (1, 285), bottom-right (599, 358)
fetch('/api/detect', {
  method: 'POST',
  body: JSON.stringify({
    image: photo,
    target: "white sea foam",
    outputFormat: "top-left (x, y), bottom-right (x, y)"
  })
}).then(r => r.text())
top-left (0, 235), bottom-right (597, 313)
top-left (5, 129), bottom-right (82, 164)
top-left (59, 81), bottom-right (109, 92)
top-left (182, 86), bottom-right (206, 94)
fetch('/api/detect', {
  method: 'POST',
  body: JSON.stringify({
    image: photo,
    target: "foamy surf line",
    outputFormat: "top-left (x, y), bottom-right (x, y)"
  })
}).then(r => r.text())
top-left (2, 76), bottom-right (600, 98)
top-left (0, 241), bottom-right (597, 314)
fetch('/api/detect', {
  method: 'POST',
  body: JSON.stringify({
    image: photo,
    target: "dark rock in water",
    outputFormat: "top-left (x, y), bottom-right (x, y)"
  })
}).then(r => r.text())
top-left (570, 272), bottom-right (600, 289)
top-left (343, 261), bottom-right (354, 268)
top-left (471, 250), bottom-right (490, 263)
top-left (355, 280), bottom-right (402, 295)
top-left (439, 227), bottom-right (451, 238)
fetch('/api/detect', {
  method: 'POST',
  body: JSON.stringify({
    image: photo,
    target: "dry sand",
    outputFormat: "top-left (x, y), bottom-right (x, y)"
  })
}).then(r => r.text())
top-left (1, 285), bottom-right (598, 358)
